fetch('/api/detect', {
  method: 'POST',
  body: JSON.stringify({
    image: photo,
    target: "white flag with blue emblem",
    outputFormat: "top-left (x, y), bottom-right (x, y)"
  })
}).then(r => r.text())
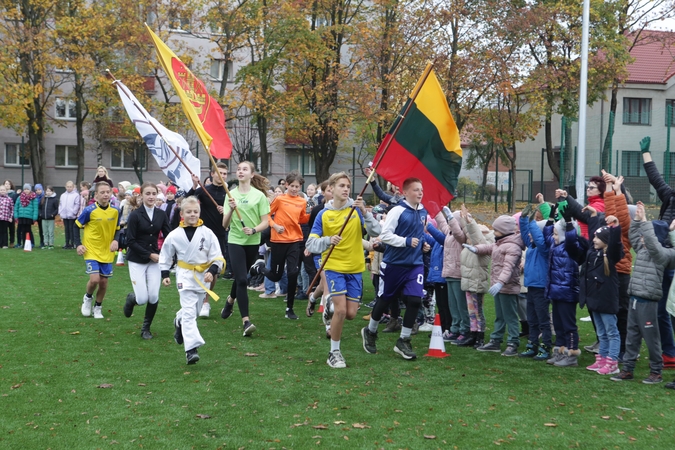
top-left (115, 81), bottom-right (200, 192)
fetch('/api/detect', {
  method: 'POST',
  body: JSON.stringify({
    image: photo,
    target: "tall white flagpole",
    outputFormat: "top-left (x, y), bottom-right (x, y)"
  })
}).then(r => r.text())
top-left (576, 0), bottom-right (590, 199)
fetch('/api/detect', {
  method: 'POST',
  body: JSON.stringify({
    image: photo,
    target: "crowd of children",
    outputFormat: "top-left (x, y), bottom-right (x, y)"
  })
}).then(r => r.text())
top-left (5, 141), bottom-right (675, 384)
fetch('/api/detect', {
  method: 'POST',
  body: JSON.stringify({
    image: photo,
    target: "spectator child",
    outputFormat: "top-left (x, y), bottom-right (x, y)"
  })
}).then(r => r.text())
top-left (14, 183), bottom-right (38, 248)
top-left (544, 218), bottom-right (581, 366)
top-left (59, 181), bottom-right (80, 249)
top-left (518, 201), bottom-right (552, 361)
top-left (565, 210), bottom-right (623, 375)
top-left (39, 186), bottom-right (59, 249)
top-left (458, 204), bottom-right (493, 348)
top-left (468, 215), bottom-right (525, 356)
top-left (0, 185), bottom-right (13, 248)
top-left (611, 201), bottom-right (675, 384)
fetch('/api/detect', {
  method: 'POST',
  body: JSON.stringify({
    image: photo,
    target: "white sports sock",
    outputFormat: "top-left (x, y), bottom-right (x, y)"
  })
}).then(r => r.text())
top-left (330, 339), bottom-right (340, 352)
top-left (400, 326), bottom-right (412, 339)
top-left (368, 318), bottom-right (379, 333)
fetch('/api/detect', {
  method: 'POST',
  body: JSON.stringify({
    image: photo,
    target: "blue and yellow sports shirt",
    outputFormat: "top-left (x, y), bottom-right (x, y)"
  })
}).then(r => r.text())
top-left (76, 202), bottom-right (120, 263)
top-left (310, 207), bottom-right (366, 274)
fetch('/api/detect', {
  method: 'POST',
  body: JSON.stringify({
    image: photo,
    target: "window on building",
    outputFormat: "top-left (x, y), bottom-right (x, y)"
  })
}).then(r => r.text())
top-left (108, 106), bottom-right (125, 123)
top-left (111, 146), bottom-right (147, 170)
top-left (667, 99), bottom-right (675, 126)
top-left (169, 16), bottom-right (190, 32)
top-left (623, 97), bottom-right (651, 125)
top-left (287, 150), bottom-right (315, 175)
top-left (210, 59), bottom-right (234, 81)
top-left (55, 145), bottom-right (78, 167)
top-left (663, 152), bottom-right (675, 176)
top-left (4, 143), bottom-right (29, 166)
top-left (621, 151), bottom-right (644, 177)
top-left (55, 98), bottom-right (77, 120)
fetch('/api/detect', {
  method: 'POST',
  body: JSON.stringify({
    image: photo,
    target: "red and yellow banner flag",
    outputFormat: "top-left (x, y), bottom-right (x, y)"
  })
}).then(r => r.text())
top-left (373, 64), bottom-right (462, 216)
top-left (146, 25), bottom-right (232, 159)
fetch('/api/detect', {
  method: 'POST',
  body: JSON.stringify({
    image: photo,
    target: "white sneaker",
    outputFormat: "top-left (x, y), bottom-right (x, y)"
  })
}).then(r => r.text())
top-left (81, 295), bottom-right (93, 317)
top-left (93, 305), bottom-right (104, 319)
top-left (199, 302), bottom-right (211, 318)
top-left (327, 350), bottom-right (346, 368)
top-left (418, 323), bottom-right (434, 332)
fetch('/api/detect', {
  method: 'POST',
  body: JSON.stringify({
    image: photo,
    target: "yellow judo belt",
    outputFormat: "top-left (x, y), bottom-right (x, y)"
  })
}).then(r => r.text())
top-left (177, 257), bottom-right (226, 301)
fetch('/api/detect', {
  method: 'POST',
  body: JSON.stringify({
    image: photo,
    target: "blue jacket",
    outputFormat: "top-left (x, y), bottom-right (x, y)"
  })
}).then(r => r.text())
top-left (544, 223), bottom-right (579, 302)
top-left (520, 216), bottom-right (549, 288)
top-left (426, 224), bottom-right (445, 284)
top-left (380, 200), bottom-right (428, 266)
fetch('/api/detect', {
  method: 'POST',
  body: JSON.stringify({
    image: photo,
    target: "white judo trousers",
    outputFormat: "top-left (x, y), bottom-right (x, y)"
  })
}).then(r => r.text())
top-left (128, 261), bottom-right (161, 305)
top-left (160, 225), bottom-right (224, 352)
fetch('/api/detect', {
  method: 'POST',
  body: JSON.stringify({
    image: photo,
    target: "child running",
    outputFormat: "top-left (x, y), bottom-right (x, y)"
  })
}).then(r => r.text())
top-left (251, 171), bottom-right (310, 320)
top-left (160, 196), bottom-right (225, 365)
top-left (306, 172), bottom-right (380, 368)
top-left (220, 161), bottom-right (271, 336)
top-left (361, 177), bottom-right (428, 360)
top-left (74, 182), bottom-right (121, 319)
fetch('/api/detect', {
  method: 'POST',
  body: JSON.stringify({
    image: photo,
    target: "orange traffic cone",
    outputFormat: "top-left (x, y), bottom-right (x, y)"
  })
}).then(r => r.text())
top-left (23, 233), bottom-right (32, 252)
top-left (425, 314), bottom-right (450, 358)
top-left (115, 250), bottom-right (125, 266)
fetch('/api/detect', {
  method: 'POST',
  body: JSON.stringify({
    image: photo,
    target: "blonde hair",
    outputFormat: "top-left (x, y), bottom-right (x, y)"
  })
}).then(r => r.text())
top-left (181, 196), bottom-right (200, 211)
top-left (328, 171), bottom-right (351, 187)
top-left (96, 166), bottom-right (109, 178)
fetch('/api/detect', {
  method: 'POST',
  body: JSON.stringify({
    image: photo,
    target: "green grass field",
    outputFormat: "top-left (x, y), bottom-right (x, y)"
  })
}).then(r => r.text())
top-left (1, 227), bottom-right (674, 449)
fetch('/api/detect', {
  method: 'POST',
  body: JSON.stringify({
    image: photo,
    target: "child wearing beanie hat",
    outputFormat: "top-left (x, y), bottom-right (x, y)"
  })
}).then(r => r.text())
top-left (564, 207), bottom-right (623, 376)
top-left (14, 183), bottom-right (38, 248)
top-left (465, 214), bottom-right (525, 355)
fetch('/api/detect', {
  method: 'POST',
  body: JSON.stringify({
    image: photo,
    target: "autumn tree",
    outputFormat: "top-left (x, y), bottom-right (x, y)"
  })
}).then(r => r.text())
top-left (599, 0), bottom-right (675, 170)
top-left (0, 0), bottom-right (67, 184)
top-left (516, 0), bottom-right (625, 182)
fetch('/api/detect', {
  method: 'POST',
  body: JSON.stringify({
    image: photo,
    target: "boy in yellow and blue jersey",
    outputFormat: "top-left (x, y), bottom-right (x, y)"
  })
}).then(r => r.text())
top-left (74, 182), bottom-right (121, 319)
top-left (306, 172), bottom-right (381, 368)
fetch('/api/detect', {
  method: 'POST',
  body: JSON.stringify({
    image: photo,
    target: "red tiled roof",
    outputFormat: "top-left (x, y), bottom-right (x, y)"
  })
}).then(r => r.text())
top-left (626, 30), bottom-right (675, 84)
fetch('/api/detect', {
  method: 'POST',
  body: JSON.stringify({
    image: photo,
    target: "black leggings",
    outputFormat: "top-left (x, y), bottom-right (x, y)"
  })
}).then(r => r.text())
top-left (228, 243), bottom-right (260, 318)
top-left (262, 241), bottom-right (301, 309)
top-left (63, 218), bottom-right (76, 247)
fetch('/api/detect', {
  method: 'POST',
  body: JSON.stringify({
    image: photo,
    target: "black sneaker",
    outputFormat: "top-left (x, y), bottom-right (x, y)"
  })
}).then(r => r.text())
top-left (221, 298), bottom-right (234, 320)
top-left (173, 318), bottom-right (184, 345)
top-left (455, 334), bottom-right (476, 347)
top-left (365, 300), bottom-right (377, 308)
top-left (394, 337), bottom-right (417, 360)
top-left (501, 345), bottom-right (519, 357)
top-left (361, 327), bottom-right (377, 354)
top-left (610, 370), bottom-right (634, 382)
top-left (477, 339), bottom-right (501, 352)
top-left (665, 380), bottom-right (675, 390)
top-left (285, 309), bottom-right (299, 320)
top-left (642, 373), bottom-right (663, 384)
top-left (243, 321), bottom-right (256, 337)
top-left (186, 348), bottom-right (199, 365)
top-left (249, 259), bottom-right (265, 276)
top-left (123, 292), bottom-right (136, 318)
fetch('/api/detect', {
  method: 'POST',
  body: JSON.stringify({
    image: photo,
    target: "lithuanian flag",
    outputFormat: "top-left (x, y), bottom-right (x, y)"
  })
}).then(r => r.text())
top-left (373, 64), bottom-right (462, 216)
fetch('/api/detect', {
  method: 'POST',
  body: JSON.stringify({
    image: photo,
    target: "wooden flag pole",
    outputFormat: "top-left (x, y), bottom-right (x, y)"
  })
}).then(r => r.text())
top-left (106, 70), bottom-right (219, 208)
top-left (306, 61), bottom-right (437, 295)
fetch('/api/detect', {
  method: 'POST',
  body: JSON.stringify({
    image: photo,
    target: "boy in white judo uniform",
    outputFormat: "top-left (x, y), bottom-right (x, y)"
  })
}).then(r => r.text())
top-left (160, 196), bottom-right (225, 364)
